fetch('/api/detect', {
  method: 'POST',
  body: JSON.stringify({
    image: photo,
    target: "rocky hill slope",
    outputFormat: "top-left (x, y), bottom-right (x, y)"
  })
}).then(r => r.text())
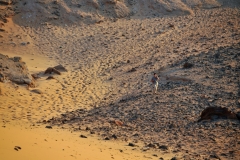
top-left (0, 0), bottom-right (239, 26)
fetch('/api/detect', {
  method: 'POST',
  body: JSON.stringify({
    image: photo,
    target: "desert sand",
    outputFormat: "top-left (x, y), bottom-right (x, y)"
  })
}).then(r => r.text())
top-left (0, 0), bottom-right (240, 160)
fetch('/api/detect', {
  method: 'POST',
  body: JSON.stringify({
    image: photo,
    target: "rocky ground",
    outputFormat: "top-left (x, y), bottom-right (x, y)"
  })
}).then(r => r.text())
top-left (46, 43), bottom-right (240, 160)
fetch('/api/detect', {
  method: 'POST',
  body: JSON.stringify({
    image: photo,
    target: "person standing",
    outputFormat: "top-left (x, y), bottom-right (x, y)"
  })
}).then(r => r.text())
top-left (151, 73), bottom-right (159, 94)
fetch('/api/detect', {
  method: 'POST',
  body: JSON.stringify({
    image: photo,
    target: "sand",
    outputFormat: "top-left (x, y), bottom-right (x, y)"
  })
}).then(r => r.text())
top-left (1, 125), bottom-right (176, 160)
top-left (0, 0), bottom-right (240, 159)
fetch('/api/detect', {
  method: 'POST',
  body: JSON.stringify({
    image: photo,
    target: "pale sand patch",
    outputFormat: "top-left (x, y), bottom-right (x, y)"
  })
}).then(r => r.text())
top-left (0, 124), bottom-right (175, 160)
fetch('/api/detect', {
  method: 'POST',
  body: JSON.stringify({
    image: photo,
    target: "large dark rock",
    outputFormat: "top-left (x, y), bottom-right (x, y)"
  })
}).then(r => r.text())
top-left (53, 64), bottom-right (67, 72)
top-left (44, 64), bottom-right (67, 75)
top-left (198, 107), bottom-right (238, 122)
top-left (44, 67), bottom-right (61, 75)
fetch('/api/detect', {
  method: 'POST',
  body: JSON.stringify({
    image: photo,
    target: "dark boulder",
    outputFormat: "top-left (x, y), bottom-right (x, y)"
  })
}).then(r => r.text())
top-left (198, 107), bottom-right (238, 122)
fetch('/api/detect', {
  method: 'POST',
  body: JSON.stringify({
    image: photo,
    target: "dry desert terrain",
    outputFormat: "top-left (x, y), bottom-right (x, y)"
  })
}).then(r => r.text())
top-left (0, 0), bottom-right (240, 160)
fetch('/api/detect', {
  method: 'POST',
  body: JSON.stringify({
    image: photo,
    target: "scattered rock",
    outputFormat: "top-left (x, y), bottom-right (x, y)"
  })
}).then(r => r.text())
top-left (31, 89), bottom-right (43, 94)
top-left (209, 154), bottom-right (220, 159)
top-left (169, 23), bottom-right (174, 28)
top-left (45, 126), bottom-right (52, 129)
top-left (104, 137), bottom-right (110, 140)
top-left (128, 68), bottom-right (137, 72)
top-left (183, 62), bottom-right (193, 69)
top-left (112, 134), bottom-right (117, 139)
top-left (114, 120), bottom-right (123, 126)
top-left (53, 64), bottom-right (68, 72)
top-left (0, 73), bottom-right (6, 82)
top-left (44, 67), bottom-right (61, 75)
top-left (128, 142), bottom-right (135, 147)
top-left (152, 154), bottom-right (158, 157)
top-left (0, 0), bottom-right (12, 5)
top-left (198, 107), bottom-right (238, 122)
top-left (147, 143), bottom-right (157, 148)
top-left (14, 146), bottom-right (21, 151)
top-left (31, 74), bottom-right (40, 80)
top-left (12, 57), bottom-right (22, 62)
top-left (236, 113), bottom-right (240, 120)
top-left (44, 65), bottom-right (67, 75)
top-left (21, 42), bottom-right (26, 46)
top-left (159, 145), bottom-right (168, 151)
top-left (80, 135), bottom-right (87, 138)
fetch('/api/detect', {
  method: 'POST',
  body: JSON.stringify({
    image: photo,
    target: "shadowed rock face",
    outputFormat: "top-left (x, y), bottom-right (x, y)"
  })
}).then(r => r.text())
top-left (198, 107), bottom-right (238, 122)
top-left (0, 54), bottom-right (35, 87)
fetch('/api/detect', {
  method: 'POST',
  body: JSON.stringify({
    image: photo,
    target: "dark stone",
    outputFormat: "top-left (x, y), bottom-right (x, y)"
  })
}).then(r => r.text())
top-left (31, 89), bottom-right (43, 94)
top-left (44, 67), bottom-right (61, 75)
top-left (133, 133), bottom-right (139, 137)
top-left (183, 62), bottom-right (193, 69)
top-left (147, 143), bottom-right (157, 148)
top-left (104, 137), bottom-right (110, 140)
top-left (31, 74), bottom-right (40, 80)
top-left (128, 68), bottom-right (137, 72)
top-left (169, 23), bottom-right (174, 28)
top-left (80, 135), bottom-right (87, 138)
top-left (159, 145), bottom-right (168, 151)
top-left (14, 146), bottom-right (21, 150)
top-left (12, 57), bottom-right (22, 62)
top-left (198, 107), bottom-right (237, 122)
top-left (112, 134), bottom-right (117, 139)
top-left (53, 64), bottom-right (67, 72)
top-left (128, 143), bottom-right (135, 147)
top-left (209, 154), bottom-right (220, 159)
top-left (45, 126), bottom-right (52, 129)
top-left (236, 112), bottom-right (240, 120)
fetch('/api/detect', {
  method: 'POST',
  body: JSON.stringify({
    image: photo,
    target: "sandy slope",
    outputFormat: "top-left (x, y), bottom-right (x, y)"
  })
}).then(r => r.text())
top-left (0, 0), bottom-right (240, 160)
top-left (1, 124), bottom-right (177, 160)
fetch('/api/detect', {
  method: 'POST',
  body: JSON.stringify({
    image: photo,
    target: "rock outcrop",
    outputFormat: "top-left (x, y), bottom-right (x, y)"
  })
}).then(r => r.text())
top-left (0, 54), bottom-right (35, 87)
top-left (44, 64), bottom-right (67, 75)
top-left (198, 107), bottom-right (238, 122)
